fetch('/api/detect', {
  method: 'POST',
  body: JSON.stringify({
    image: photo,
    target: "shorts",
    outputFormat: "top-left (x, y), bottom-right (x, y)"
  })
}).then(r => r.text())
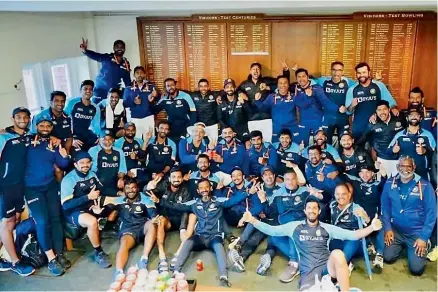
top-left (0, 183), bottom-right (25, 219)
top-left (65, 210), bottom-right (104, 227)
top-left (299, 264), bottom-right (329, 291)
top-left (119, 221), bottom-right (150, 245)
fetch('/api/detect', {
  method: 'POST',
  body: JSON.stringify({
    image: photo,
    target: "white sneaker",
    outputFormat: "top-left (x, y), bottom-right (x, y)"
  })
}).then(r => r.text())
top-left (348, 262), bottom-right (355, 277)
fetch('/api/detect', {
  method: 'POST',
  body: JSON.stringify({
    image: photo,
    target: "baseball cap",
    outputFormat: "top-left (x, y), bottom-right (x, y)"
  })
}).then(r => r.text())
top-left (73, 151), bottom-right (92, 162)
top-left (35, 114), bottom-right (53, 125)
top-left (359, 164), bottom-right (378, 173)
top-left (231, 166), bottom-right (243, 175)
top-left (124, 122), bottom-right (136, 130)
top-left (260, 165), bottom-right (274, 176)
top-left (12, 107), bottom-right (31, 118)
top-left (339, 130), bottom-right (354, 139)
top-left (223, 78), bottom-right (236, 88)
top-left (313, 128), bottom-right (327, 137)
top-left (99, 129), bottom-right (114, 139)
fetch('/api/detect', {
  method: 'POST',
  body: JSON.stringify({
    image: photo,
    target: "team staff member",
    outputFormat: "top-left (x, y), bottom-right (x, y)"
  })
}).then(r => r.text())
top-left (144, 121), bottom-right (176, 182)
top-left (302, 129), bottom-right (342, 165)
top-left (178, 122), bottom-right (210, 174)
top-left (190, 78), bottom-right (222, 142)
top-left (247, 131), bottom-right (272, 178)
top-left (388, 108), bottom-right (436, 179)
top-left (357, 100), bottom-right (405, 176)
top-left (338, 131), bottom-right (373, 178)
top-left (329, 184), bottom-right (370, 274)
top-left (98, 88), bottom-right (127, 138)
top-left (346, 62), bottom-right (398, 140)
top-left (141, 168), bottom-right (193, 272)
top-left (89, 130), bottom-right (127, 197)
top-left (188, 154), bottom-right (221, 194)
top-left (345, 164), bottom-right (387, 273)
top-left (254, 75), bottom-right (297, 143)
top-left (242, 197), bottom-right (383, 291)
top-left (32, 91), bottom-right (73, 153)
top-left (238, 62), bottom-right (277, 141)
top-left (268, 128), bottom-right (304, 177)
top-left (218, 79), bottom-right (252, 140)
top-left (0, 107), bottom-right (35, 276)
top-left (102, 177), bottom-right (157, 280)
top-left (123, 66), bottom-right (157, 138)
top-left (154, 78), bottom-right (196, 144)
top-left (305, 145), bottom-right (342, 221)
top-left (294, 68), bottom-right (345, 146)
top-left (381, 156), bottom-right (436, 275)
top-left (312, 61), bottom-right (356, 145)
top-left (60, 152), bottom-right (111, 269)
top-left (401, 87), bottom-right (437, 141)
top-left (24, 115), bottom-right (70, 276)
top-left (65, 80), bottom-right (101, 152)
top-left (161, 178), bottom-right (252, 287)
top-left (80, 38), bottom-right (131, 103)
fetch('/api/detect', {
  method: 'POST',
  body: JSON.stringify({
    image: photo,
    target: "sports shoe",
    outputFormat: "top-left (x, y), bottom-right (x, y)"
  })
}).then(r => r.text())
top-left (256, 254), bottom-right (271, 275)
top-left (427, 246), bottom-right (438, 262)
top-left (48, 258), bottom-right (65, 276)
top-left (10, 260), bottom-right (35, 277)
top-left (279, 261), bottom-right (299, 283)
top-left (170, 256), bottom-right (178, 271)
top-left (0, 257), bottom-right (12, 272)
top-left (228, 236), bottom-right (241, 250)
top-left (158, 258), bottom-right (169, 273)
top-left (348, 262), bottom-right (355, 277)
top-left (136, 257), bottom-right (148, 270)
top-left (94, 251), bottom-right (112, 268)
top-left (112, 269), bottom-right (125, 282)
top-left (58, 253), bottom-right (72, 270)
top-left (219, 276), bottom-right (232, 287)
top-left (97, 218), bottom-right (107, 231)
top-left (228, 249), bottom-right (245, 272)
top-left (372, 253), bottom-right (384, 274)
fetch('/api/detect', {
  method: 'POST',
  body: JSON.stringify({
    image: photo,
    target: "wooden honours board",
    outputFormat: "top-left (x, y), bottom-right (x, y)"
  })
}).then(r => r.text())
top-left (138, 12), bottom-right (437, 108)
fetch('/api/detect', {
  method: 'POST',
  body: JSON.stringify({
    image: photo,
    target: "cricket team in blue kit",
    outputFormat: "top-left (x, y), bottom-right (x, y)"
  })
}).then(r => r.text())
top-left (0, 39), bottom-right (436, 291)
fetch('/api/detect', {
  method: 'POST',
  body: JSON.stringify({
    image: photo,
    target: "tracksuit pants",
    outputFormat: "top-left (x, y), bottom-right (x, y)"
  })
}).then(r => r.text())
top-left (25, 180), bottom-right (63, 255)
top-left (383, 229), bottom-right (428, 275)
top-left (329, 239), bottom-right (361, 263)
top-left (238, 223), bottom-right (267, 261)
top-left (174, 234), bottom-right (227, 277)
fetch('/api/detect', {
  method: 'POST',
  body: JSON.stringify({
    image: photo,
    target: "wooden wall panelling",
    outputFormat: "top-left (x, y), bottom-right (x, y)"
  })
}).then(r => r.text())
top-left (411, 19), bottom-right (437, 108)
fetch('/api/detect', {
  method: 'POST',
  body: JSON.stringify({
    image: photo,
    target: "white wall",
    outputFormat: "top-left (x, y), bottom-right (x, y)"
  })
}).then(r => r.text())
top-left (0, 12), bottom-right (88, 126)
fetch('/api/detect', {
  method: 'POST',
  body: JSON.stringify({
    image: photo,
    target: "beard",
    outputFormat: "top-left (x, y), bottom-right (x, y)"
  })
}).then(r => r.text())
top-left (125, 133), bottom-right (135, 139)
top-left (307, 216), bottom-right (318, 223)
top-left (408, 119), bottom-right (420, 126)
top-left (38, 132), bottom-right (50, 138)
top-left (226, 90), bottom-right (234, 96)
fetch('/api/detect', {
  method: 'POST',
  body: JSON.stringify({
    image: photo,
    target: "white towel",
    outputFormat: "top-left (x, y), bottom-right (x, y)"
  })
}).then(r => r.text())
top-left (106, 99), bottom-right (124, 129)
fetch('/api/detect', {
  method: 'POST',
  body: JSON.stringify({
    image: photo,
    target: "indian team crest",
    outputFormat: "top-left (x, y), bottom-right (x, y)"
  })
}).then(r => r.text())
top-left (339, 82), bottom-right (344, 88)
top-left (418, 137), bottom-right (425, 144)
top-left (209, 203), bottom-right (215, 209)
top-left (113, 156), bottom-right (118, 161)
top-left (90, 179), bottom-right (94, 184)
top-left (134, 144), bottom-right (139, 149)
top-left (163, 147), bottom-right (169, 153)
top-left (288, 153), bottom-right (293, 158)
top-left (396, 122), bottom-right (401, 127)
top-left (177, 100), bottom-right (182, 105)
top-left (209, 95), bottom-right (214, 100)
top-left (370, 88), bottom-right (376, 94)
top-left (178, 195), bottom-right (182, 203)
top-left (89, 109), bottom-right (93, 114)
top-left (358, 155), bottom-right (364, 160)
top-left (136, 206), bottom-right (142, 212)
top-left (294, 196), bottom-right (301, 205)
top-left (412, 186), bottom-right (419, 193)
top-left (316, 229), bottom-right (321, 236)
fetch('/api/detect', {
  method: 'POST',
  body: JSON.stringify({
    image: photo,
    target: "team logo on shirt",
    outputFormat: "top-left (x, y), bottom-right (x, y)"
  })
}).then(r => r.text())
top-left (135, 206), bottom-right (142, 212)
top-left (163, 147), bottom-right (169, 153)
top-left (113, 156), bottom-right (118, 161)
top-left (370, 88), bottom-right (376, 94)
top-left (134, 145), bottom-right (139, 149)
top-left (178, 195), bottom-right (182, 203)
top-left (288, 153), bottom-right (293, 157)
top-left (316, 229), bottom-right (321, 236)
top-left (177, 100), bottom-right (182, 105)
top-left (209, 95), bottom-right (214, 100)
top-left (358, 155), bottom-right (363, 160)
top-left (294, 196), bottom-right (301, 205)
top-left (396, 122), bottom-right (402, 127)
top-left (89, 109), bottom-right (94, 114)
top-left (418, 138), bottom-right (425, 144)
top-left (339, 82), bottom-right (345, 88)
top-left (412, 186), bottom-right (419, 193)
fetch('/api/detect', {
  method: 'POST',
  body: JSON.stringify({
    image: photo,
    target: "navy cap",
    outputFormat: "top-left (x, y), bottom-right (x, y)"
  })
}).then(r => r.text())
top-left (124, 122), bottom-right (136, 130)
top-left (73, 151), bottom-right (92, 162)
top-left (12, 107), bottom-right (31, 118)
top-left (313, 128), bottom-right (327, 137)
top-left (339, 130), bottom-right (354, 139)
top-left (230, 166), bottom-right (243, 174)
top-left (358, 164), bottom-right (378, 173)
top-left (223, 78), bottom-right (236, 88)
top-left (35, 114), bottom-right (53, 125)
top-left (99, 129), bottom-right (114, 139)
top-left (260, 165), bottom-right (274, 176)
